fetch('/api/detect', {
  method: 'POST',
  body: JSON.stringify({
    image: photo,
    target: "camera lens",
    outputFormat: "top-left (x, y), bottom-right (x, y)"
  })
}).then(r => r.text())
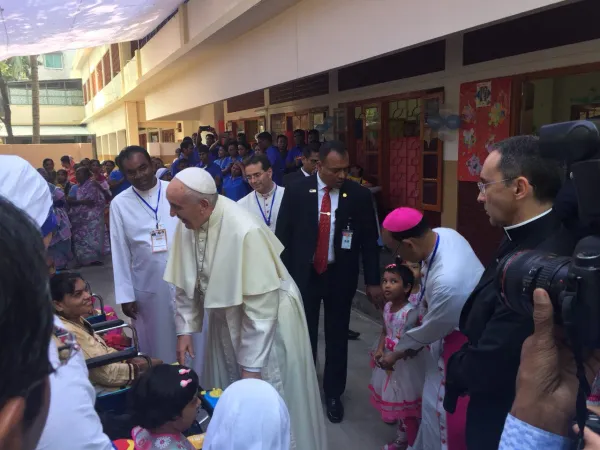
top-left (497, 250), bottom-right (571, 317)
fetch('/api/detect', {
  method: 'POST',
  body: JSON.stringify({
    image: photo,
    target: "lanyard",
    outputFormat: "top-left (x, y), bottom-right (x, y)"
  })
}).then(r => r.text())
top-left (418, 234), bottom-right (440, 304)
top-left (254, 186), bottom-right (277, 226)
top-left (133, 181), bottom-right (161, 228)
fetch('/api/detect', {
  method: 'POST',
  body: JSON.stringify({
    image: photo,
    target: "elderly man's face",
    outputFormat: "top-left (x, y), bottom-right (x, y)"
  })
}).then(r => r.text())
top-left (167, 179), bottom-right (213, 230)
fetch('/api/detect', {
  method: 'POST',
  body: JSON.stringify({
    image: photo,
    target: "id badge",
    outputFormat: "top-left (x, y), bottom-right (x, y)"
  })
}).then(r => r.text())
top-left (341, 229), bottom-right (353, 250)
top-left (151, 229), bottom-right (168, 253)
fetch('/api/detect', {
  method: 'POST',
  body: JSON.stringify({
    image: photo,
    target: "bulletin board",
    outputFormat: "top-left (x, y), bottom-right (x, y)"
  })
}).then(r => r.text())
top-left (458, 77), bottom-right (512, 181)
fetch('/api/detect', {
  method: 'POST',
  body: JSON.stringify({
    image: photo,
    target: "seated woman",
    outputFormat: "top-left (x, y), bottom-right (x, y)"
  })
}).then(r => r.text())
top-left (51, 272), bottom-right (162, 393)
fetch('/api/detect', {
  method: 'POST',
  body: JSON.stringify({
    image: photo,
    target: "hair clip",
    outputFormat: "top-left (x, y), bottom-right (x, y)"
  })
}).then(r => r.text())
top-left (385, 264), bottom-right (397, 269)
top-left (180, 379), bottom-right (192, 388)
top-left (178, 368), bottom-right (191, 375)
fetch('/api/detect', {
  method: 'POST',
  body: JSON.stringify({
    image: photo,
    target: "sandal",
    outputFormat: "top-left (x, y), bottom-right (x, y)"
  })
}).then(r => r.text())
top-left (382, 438), bottom-right (408, 450)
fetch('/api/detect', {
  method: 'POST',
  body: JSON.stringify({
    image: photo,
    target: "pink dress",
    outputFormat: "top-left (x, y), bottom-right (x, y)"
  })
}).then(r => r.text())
top-left (369, 300), bottom-right (427, 422)
top-left (132, 427), bottom-right (195, 450)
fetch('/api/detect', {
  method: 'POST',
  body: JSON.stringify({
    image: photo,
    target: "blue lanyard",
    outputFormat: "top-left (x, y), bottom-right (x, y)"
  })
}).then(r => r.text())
top-left (418, 234), bottom-right (440, 304)
top-left (254, 186), bottom-right (277, 226)
top-left (133, 181), bottom-right (161, 228)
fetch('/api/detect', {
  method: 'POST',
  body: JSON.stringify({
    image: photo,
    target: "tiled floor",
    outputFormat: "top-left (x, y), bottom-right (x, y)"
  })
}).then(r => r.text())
top-left (81, 261), bottom-right (396, 449)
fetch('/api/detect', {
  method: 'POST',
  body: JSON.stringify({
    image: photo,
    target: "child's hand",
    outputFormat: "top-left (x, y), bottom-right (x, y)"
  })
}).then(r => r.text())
top-left (373, 350), bottom-right (384, 362)
top-left (378, 352), bottom-right (398, 370)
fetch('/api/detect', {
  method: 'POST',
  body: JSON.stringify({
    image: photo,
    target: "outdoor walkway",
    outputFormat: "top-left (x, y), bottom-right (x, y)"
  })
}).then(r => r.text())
top-left (81, 261), bottom-right (395, 449)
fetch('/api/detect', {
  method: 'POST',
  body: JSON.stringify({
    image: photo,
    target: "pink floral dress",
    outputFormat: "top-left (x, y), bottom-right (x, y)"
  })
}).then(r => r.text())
top-left (132, 427), bottom-right (196, 450)
top-left (369, 300), bottom-right (427, 422)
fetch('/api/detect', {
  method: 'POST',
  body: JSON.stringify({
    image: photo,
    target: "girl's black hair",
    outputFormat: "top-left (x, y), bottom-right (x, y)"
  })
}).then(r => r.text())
top-left (383, 257), bottom-right (415, 292)
top-left (129, 364), bottom-right (199, 430)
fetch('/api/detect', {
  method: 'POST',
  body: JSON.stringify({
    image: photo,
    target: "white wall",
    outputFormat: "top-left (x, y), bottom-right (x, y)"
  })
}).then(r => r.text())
top-left (145, 0), bottom-right (566, 120)
top-left (37, 51), bottom-right (77, 80)
top-left (140, 12), bottom-right (182, 75)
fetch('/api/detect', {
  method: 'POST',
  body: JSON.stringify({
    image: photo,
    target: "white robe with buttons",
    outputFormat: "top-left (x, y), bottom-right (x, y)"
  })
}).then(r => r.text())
top-left (237, 184), bottom-right (284, 234)
top-left (165, 196), bottom-right (327, 450)
top-left (109, 180), bottom-right (207, 375)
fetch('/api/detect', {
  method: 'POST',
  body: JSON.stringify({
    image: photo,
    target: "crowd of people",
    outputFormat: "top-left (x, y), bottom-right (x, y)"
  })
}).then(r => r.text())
top-left (3, 125), bottom-right (600, 450)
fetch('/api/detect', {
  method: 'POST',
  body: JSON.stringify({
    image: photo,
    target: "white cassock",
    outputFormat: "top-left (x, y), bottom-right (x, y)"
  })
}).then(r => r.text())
top-left (110, 180), bottom-right (207, 375)
top-left (237, 183), bottom-right (284, 233)
top-left (164, 195), bottom-right (327, 450)
top-left (393, 228), bottom-right (483, 450)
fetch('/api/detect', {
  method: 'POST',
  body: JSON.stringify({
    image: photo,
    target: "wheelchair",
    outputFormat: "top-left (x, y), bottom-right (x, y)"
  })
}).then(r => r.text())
top-left (85, 291), bottom-right (214, 444)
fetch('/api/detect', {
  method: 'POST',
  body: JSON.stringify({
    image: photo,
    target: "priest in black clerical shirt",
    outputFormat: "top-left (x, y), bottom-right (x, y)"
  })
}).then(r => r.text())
top-left (444, 136), bottom-right (577, 450)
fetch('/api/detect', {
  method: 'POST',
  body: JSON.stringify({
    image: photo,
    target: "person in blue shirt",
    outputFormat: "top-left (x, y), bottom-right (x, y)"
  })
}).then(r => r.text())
top-left (308, 128), bottom-right (320, 145)
top-left (257, 131), bottom-right (284, 185)
top-left (276, 134), bottom-right (289, 167)
top-left (196, 146), bottom-right (222, 192)
top-left (172, 138), bottom-right (197, 176)
top-left (108, 156), bottom-right (132, 196)
top-left (221, 140), bottom-right (242, 176)
top-left (237, 141), bottom-right (253, 161)
top-left (214, 146), bottom-right (228, 170)
top-left (286, 129), bottom-right (306, 172)
top-left (205, 132), bottom-right (223, 161)
top-left (222, 161), bottom-right (250, 201)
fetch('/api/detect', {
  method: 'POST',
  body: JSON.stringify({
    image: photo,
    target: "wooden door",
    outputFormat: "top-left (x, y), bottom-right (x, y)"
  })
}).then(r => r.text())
top-left (356, 104), bottom-right (382, 186)
top-left (420, 92), bottom-right (444, 212)
top-left (139, 133), bottom-right (147, 149)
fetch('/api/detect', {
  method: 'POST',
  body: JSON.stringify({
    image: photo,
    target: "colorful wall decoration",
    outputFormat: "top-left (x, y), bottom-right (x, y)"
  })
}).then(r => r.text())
top-left (458, 77), bottom-right (512, 181)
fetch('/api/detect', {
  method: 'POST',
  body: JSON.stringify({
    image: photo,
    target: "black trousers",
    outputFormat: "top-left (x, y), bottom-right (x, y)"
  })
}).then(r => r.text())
top-left (301, 265), bottom-right (354, 399)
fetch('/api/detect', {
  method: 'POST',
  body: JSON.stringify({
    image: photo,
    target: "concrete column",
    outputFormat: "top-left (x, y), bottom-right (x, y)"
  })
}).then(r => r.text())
top-left (178, 3), bottom-right (189, 47)
top-left (116, 129), bottom-right (127, 153)
top-left (125, 102), bottom-right (140, 146)
top-left (101, 135), bottom-right (110, 160)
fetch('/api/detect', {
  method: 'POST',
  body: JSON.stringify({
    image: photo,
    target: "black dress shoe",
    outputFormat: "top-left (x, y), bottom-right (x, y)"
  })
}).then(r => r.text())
top-left (348, 329), bottom-right (361, 340)
top-left (326, 397), bottom-right (344, 423)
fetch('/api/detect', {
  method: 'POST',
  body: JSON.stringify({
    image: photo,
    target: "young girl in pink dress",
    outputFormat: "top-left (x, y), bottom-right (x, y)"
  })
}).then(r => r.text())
top-left (369, 261), bottom-right (427, 450)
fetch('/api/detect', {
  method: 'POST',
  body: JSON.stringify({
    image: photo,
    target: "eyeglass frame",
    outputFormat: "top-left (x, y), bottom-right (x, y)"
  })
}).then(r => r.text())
top-left (476, 178), bottom-right (515, 195)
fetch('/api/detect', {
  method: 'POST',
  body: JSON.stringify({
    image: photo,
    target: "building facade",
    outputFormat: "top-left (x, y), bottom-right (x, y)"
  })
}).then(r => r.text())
top-left (5, 50), bottom-right (90, 144)
top-left (74, 0), bottom-right (600, 261)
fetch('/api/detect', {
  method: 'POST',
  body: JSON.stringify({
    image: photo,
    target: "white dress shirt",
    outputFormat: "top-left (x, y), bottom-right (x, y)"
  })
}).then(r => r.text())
top-left (301, 168), bottom-right (310, 177)
top-left (317, 174), bottom-right (339, 263)
top-left (237, 183), bottom-right (284, 234)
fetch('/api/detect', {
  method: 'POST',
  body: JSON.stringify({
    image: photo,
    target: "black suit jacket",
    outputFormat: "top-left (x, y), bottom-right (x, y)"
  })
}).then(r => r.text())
top-left (444, 210), bottom-right (577, 446)
top-left (282, 170), bottom-right (306, 188)
top-left (275, 175), bottom-right (380, 297)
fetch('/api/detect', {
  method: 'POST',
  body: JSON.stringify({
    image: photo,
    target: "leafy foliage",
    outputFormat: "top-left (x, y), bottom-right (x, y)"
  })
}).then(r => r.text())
top-left (0, 56), bottom-right (32, 81)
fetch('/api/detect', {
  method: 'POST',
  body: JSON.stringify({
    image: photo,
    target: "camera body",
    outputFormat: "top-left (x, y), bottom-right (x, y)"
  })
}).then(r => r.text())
top-left (497, 120), bottom-right (600, 348)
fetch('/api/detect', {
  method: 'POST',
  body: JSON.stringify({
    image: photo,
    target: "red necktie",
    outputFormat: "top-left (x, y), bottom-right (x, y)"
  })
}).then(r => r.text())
top-left (314, 187), bottom-right (331, 274)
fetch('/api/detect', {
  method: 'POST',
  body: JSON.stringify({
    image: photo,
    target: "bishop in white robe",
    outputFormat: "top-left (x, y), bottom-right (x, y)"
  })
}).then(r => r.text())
top-left (237, 154), bottom-right (284, 233)
top-left (110, 152), bottom-right (207, 376)
top-left (164, 168), bottom-right (327, 450)
top-left (382, 208), bottom-right (483, 450)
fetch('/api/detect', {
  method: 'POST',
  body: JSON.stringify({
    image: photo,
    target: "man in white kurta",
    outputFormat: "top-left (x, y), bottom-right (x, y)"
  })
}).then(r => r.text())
top-left (110, 148), bottom-right (206, 375)
top-left (164, 168), bottom-right (327, 450)
top-left (237, 153), bottom-right (284, 233)
top-left (381, 208), bottom-right (483, 450)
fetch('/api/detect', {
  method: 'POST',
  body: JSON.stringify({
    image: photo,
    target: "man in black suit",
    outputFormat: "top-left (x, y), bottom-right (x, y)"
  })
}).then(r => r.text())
top-left (276, 141), bottom-right (383, 423)
top-left (282, 143), bottom-right (320, 187)
top-left (444, 136), bottom-right (577, 449)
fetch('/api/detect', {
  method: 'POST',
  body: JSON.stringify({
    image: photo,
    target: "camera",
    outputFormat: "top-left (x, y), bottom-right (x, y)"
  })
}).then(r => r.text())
top-left (497, 120), bottom-right (600, 347)
top-left (199, 125), bottom-right (213, 132)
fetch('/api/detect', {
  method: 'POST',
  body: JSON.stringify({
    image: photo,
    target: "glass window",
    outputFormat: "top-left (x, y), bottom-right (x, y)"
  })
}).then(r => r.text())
top-left (44, 53), bottom-right (63, 69)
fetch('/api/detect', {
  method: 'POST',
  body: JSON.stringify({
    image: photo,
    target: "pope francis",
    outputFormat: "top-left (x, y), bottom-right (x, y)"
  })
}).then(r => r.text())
top-left (164, 167), bottom-right (327, 450)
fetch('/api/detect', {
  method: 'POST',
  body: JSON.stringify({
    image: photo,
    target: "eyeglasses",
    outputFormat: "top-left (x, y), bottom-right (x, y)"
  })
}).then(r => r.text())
top-left (245, 171), bottom-right (265, 182)
top-left (477, 178), bottom-right (514, 195)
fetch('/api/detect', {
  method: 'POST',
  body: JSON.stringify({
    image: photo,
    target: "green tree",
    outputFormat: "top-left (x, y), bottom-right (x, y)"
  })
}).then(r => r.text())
top-left (0, 56), bottom-right (32, 144)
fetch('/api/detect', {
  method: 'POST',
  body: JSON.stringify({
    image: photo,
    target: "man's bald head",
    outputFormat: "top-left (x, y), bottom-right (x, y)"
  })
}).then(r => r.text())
top-left (167, 178), bottom-right (218, 230)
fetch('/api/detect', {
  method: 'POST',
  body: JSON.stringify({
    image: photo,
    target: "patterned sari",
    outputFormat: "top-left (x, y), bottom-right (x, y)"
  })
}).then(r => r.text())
top-left (70, 179), bottom-right (110, 265)
top-left (48, 184), bottom-right (73, 269)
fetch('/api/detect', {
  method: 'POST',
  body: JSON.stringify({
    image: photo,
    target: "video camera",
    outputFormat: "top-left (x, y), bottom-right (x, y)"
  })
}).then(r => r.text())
top-left (495, 120), bottom-right (600, 448)
top-left (497, 120), bottom-right (600, 345)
